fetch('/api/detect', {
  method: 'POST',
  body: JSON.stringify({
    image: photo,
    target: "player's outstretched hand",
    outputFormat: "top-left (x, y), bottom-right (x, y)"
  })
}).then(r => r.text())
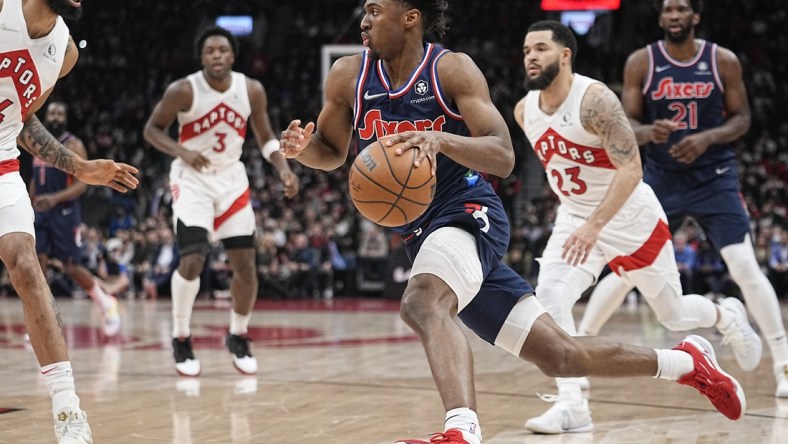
top-left (280, 120), bottom-right (314, 159)
top-left (76, 159), bottom-right (139, 193)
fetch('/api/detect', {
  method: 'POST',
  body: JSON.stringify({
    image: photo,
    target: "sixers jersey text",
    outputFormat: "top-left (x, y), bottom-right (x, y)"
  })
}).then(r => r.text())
top-left (643, 40), bottom-right (732, 171)
top-left (352, 42), bottom-right (486, 233)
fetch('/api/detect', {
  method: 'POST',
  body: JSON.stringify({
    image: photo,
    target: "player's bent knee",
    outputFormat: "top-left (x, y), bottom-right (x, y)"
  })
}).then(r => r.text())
top-left (400, 275), bottom-right (454, 329)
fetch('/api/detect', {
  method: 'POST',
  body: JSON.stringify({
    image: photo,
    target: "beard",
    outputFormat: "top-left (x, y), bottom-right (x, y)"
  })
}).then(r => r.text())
top-left (45, 121), bottom-right (66, 138)
top-left (525, 59), bottom-right (560, 90)
top-left (45, 0), bottom-right (82, 21)
top-left (665, 25), bottom-right (692, 43)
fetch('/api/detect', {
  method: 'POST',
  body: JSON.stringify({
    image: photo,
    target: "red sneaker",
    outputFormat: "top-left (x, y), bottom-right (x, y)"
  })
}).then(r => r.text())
top-left (674, 335), bottom-right (746, 420)
top-left (395, 429), bottom-right (471, 443)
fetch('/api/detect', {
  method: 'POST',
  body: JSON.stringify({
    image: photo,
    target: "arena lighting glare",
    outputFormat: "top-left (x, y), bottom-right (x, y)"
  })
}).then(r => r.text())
top-left (216, 15), bottom-right (253, 36)
top-left (561, 10), bottom-right (599, 35)
top-left (541, 0), bottom-right (621, 11)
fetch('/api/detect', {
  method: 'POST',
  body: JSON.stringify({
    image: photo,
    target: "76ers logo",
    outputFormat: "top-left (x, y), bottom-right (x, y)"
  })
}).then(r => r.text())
top-left (357, 109), bottom-right (445, 140)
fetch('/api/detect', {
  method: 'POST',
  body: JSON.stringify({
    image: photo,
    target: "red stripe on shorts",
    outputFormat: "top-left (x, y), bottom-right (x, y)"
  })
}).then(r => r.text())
top-left (608, 219), bottom-right (671, 274)
top-left (214, 187), bottom-right (251, 230)
top-left (0, 159), bottom-right (20, 175)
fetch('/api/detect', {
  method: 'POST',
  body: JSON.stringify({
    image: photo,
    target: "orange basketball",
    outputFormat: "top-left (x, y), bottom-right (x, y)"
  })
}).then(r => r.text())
top-left (349, 139), bottom-right (436, 227)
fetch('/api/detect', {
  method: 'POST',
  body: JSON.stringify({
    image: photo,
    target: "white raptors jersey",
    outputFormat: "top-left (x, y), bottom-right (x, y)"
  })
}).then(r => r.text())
top-left (0, 0), bottom-right (69, 161)
top-left (523, 74), bottom-right (622, 218)
top-left (176, 71), bottom-right (251, 171)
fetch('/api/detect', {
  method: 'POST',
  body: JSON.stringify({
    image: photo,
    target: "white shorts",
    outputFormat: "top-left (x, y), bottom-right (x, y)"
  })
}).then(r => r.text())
top-left (539, 183), bottom-right (681, 296)
top-left (170, 161), bottom-right (254, 241)
top-left (0, 172), bottom-right (34, 238)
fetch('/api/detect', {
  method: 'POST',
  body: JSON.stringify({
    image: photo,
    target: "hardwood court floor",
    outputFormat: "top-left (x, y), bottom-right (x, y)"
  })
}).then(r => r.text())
top-left (0, 295), bottom-right (786, 443)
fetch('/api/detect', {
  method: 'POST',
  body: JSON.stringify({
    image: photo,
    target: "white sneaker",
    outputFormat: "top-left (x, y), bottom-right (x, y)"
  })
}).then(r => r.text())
top-left (775, 363), bottom-right (788, 398)
top-left (102, 297), bottom-right (121, 337)
top-left (54, 409), bottom-right (92, 444)
top-left (226, 333), bottom-right (257, 375)
top-left (172, 337), bottom-right (201, 377)
top-left (525, 395), bottom-right (593, 434)
top-left (718, 297), bottom-right (762, 371)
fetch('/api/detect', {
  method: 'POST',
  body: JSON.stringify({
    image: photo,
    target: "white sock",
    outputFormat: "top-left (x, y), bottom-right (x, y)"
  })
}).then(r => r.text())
top-left (41, 361), bottom-right (80, 414)
top-left (445, 407), bottom-right (481, 444)
top-left (229, 310), bottom-right (252, 336)
top-left (715, 303), bottom-right (734, 330)
top-left (654, 349), bottom-right (694, 381)
top-left (768, 334), bottom-right (788, 365)
top-left (171, 271), bottom-right (200, 338)
top-left (88, 280), bottom-right (114, 311)
top-left (556, 378), bottom-right (584, 404)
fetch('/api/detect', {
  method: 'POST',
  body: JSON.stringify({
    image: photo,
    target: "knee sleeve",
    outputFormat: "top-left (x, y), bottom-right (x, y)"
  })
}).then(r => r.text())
top-left (721, 236), bottom-right (786, 339)
top-left (535, 265), bottom-right (595, 335)
top-left (722, 236), bottom-right (768, 287)
top-left (648, 283), bottom-right (716, 331)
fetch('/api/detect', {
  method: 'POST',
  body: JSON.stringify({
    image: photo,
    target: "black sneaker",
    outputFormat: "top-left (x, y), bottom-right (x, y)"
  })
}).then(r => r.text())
top-left (172, 337), bottom-right (201, 376)
top-left (225, 333), bottom-right (257, 375)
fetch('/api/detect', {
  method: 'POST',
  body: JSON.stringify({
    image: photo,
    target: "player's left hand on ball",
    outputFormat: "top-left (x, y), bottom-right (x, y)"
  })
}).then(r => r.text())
top-left (385, 131), bottom-right (440, 176)
top-left (279, 170), bottom-right (300, 199)
top-left (76, 160), bottom-right (139, 193)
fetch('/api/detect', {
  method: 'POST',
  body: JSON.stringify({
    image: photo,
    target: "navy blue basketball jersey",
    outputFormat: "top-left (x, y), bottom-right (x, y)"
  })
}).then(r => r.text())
top-left (352, 42), bottom-right (487, 234)
top-left (32, 132), bottom-right (79, 207)
top-left (643, 40), bottom-right (733, 171)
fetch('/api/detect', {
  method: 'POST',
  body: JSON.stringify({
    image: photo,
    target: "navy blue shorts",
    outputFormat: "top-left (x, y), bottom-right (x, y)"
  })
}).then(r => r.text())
top-left (402, 183), bottom-right (534, 345)
top-left (645, 162), bottom-right (750, 250)
top-left (35, 206), bottom-right (82, 263)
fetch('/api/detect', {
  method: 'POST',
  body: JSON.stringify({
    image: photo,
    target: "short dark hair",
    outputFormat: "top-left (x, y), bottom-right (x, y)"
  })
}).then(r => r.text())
top-left (526, 20), bottom-right (578, 65)
top-left (399, 0), bottom-right (449, 39)
top-left (195, 26), bottom-right (239, 60)
top-left (653, 0), bottom-right (703, 14)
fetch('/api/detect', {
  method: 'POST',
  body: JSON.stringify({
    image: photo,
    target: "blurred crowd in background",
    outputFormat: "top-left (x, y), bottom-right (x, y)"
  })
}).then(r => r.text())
top-left (3, 0), bottom-right (786, 301)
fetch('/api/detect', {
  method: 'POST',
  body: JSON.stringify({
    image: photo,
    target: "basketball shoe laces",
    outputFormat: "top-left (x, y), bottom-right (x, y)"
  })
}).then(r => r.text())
top-left (55, 411), bottom-right (89, 441)
top-left (173, 338), bottom-right (195, 362)
top-left (427, 429), bottom-right (468, 443)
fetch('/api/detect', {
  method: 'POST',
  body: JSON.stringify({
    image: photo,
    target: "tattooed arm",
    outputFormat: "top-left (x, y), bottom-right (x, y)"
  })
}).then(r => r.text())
top-left (561, 83), bottom-right (644, 266)
top-left (18, 115), bottom-right (81, 174)
top-left (580, 83), bottom-right (643, 230)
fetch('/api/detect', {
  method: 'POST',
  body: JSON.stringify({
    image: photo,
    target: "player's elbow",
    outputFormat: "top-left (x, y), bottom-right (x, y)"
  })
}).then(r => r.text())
top-left (494, 150), bottom-right (515, 178)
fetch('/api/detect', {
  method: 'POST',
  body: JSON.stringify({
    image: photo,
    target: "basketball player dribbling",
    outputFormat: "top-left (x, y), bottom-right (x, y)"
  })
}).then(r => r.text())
top-left (578, 0), bottom-right (788, 398)
top-left (143, 26), bottom-right (299, 377)
top-left (515, 20), bottom-right (760, 435)
top-left (280, 1), bottom-right (747, 443)
top-left (31, 102), bottom-right (121, 337)
top-left (0, 1), bottom-right (139, 442)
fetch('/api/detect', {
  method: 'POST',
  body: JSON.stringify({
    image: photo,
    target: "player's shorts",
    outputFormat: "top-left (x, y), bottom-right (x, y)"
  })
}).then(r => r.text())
top-left (645, 161), bottom-right (750, 250)
top-left (539, 183), bottom-right (682, 298)
top-left (0, 172), bottom-right (34, 238)
top-left (402, 182), bottom-right (535, 346)
top-left (34, 204), bottom-right (82, 263)
top-left (170, 161), bottom-right (254, 242)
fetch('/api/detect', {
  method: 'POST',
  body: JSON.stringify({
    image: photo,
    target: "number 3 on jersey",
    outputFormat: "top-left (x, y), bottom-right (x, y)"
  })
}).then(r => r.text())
top-left (550, 166), bottom-right (587, 196)
top-left (212, 131), bottom-right (227, 153)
